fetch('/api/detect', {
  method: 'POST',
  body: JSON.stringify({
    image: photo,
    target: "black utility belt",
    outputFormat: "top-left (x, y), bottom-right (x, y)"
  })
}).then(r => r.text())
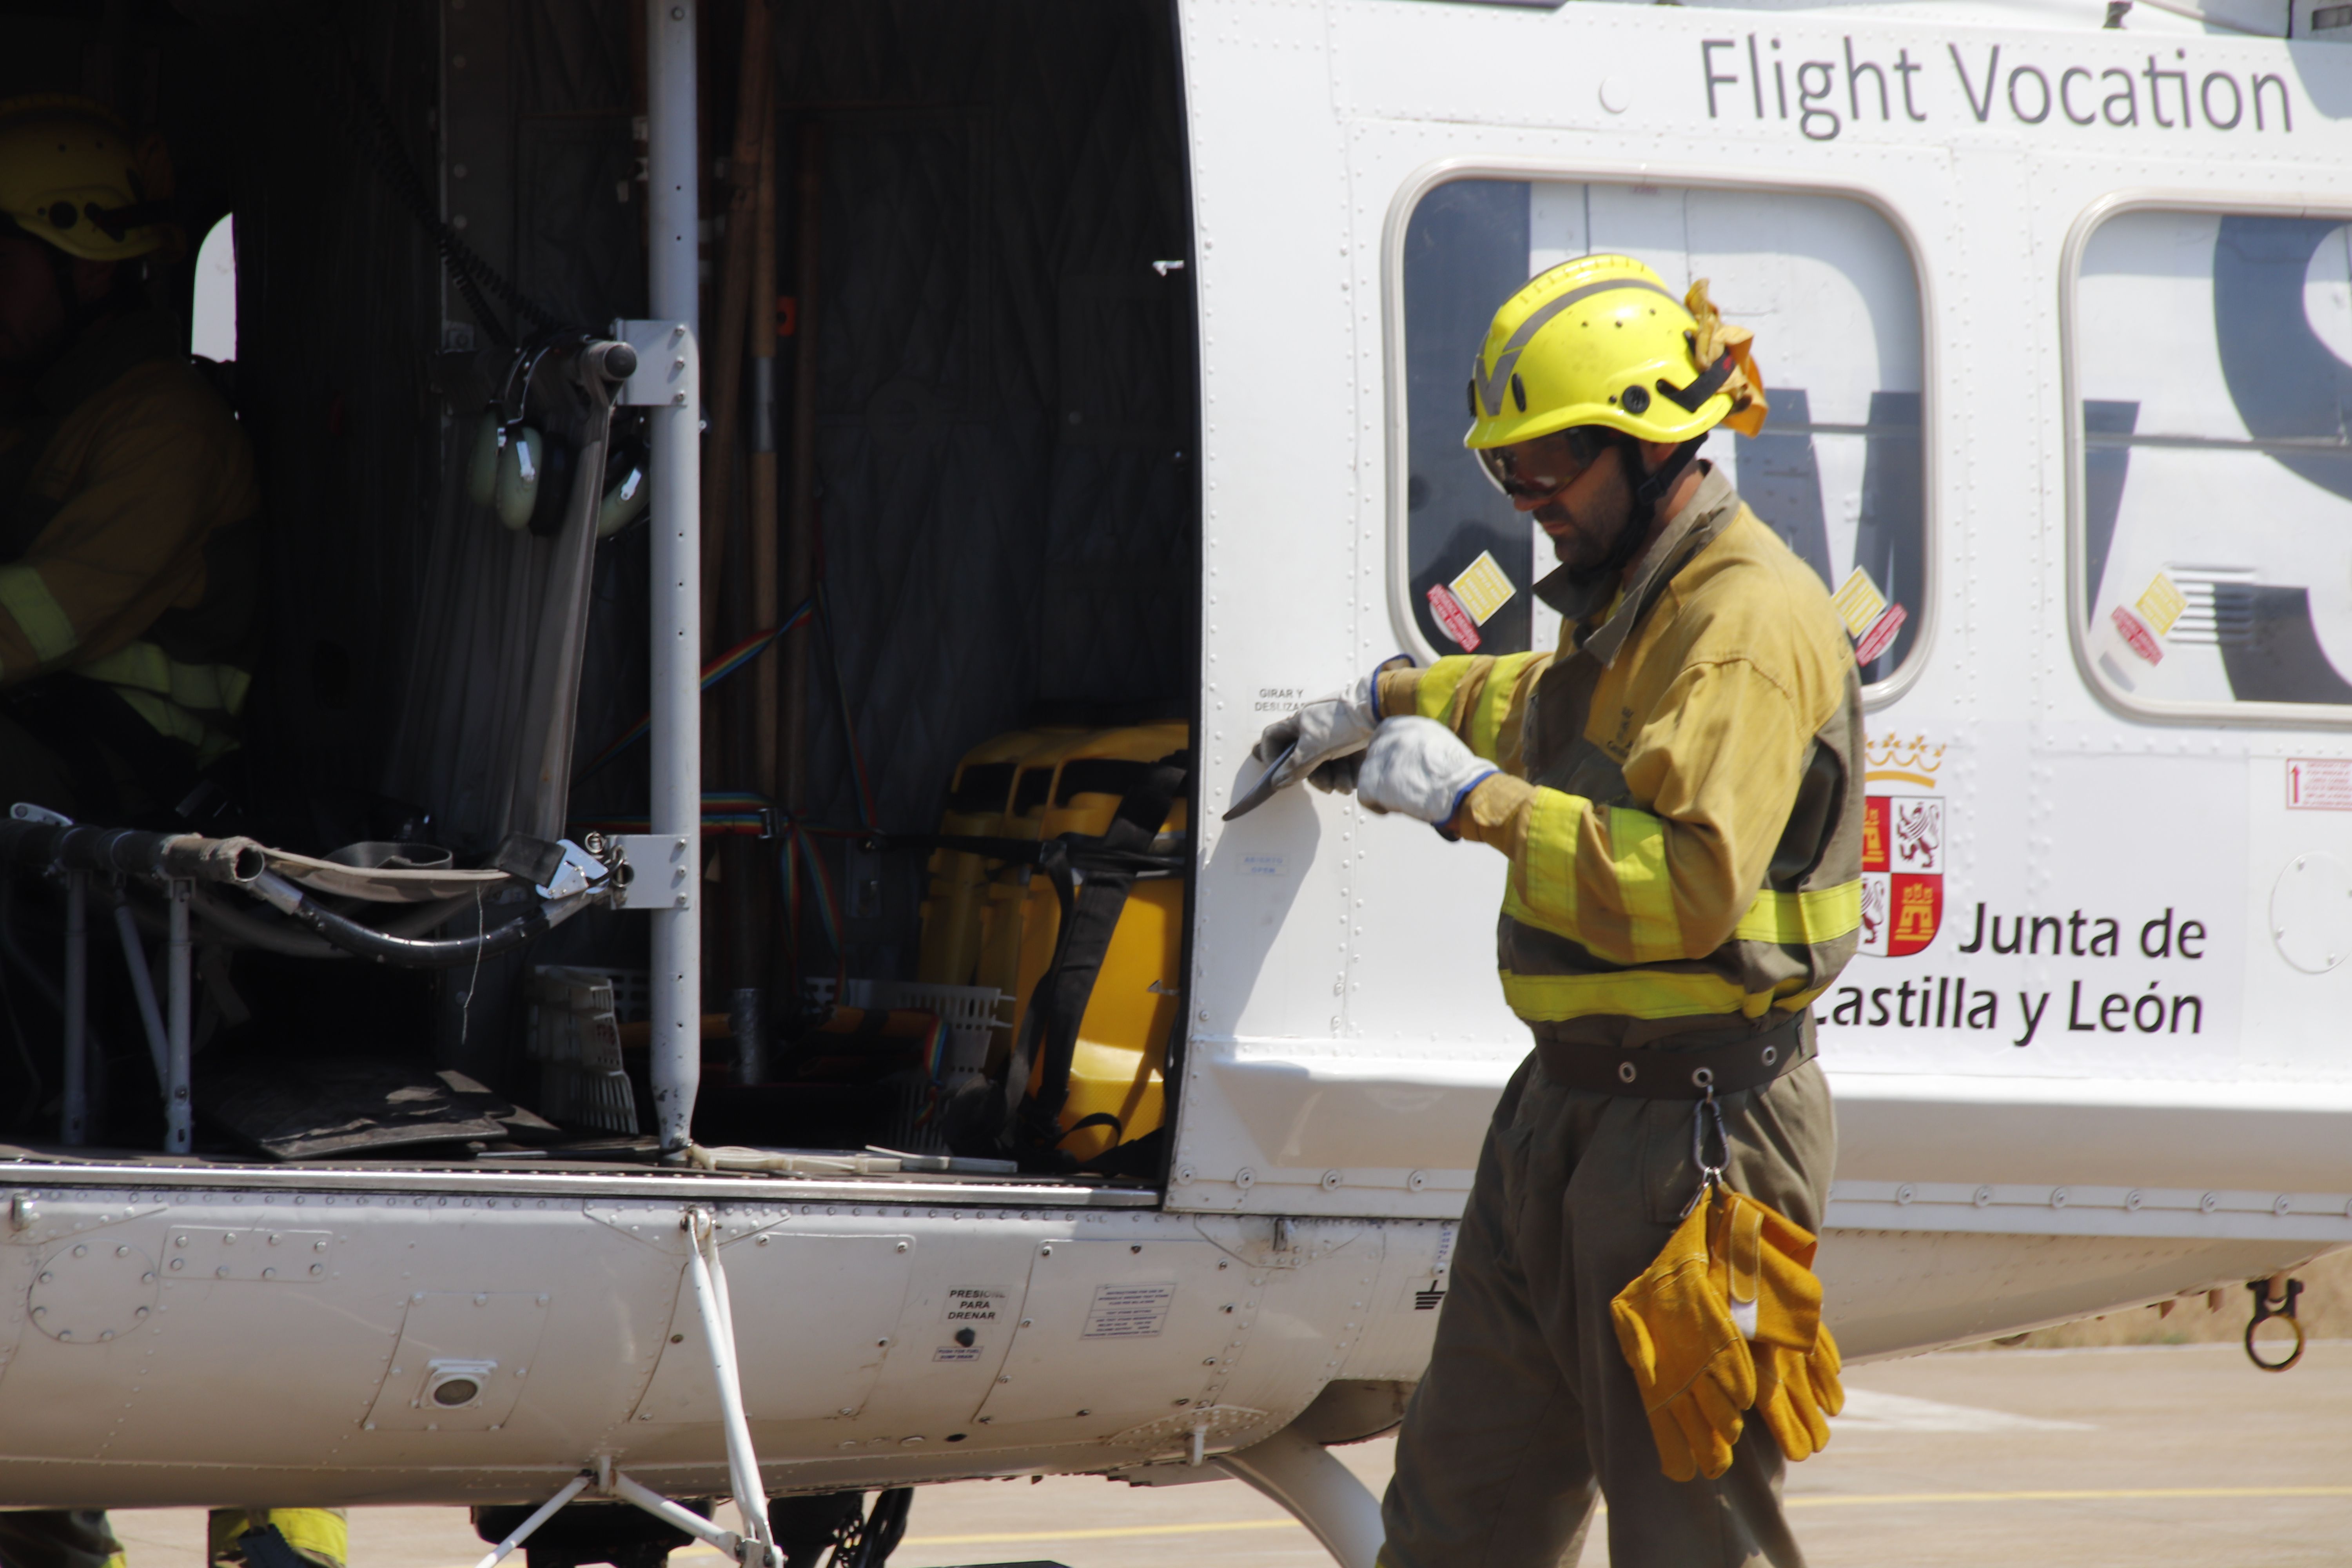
top-left (1535, 1011), bottom-right (1809, 1100)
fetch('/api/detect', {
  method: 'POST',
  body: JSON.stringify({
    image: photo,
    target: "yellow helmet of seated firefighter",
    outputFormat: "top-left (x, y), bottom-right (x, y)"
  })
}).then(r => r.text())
top-left (1463, 253), bottom-right (1768, 452)
top-left (0, 94), bottom-right (179, 263)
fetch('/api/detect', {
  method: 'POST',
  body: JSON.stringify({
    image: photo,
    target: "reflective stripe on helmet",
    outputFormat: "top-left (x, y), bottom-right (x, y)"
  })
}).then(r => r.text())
top-left (1471, 275), bottom-right (1682, 420)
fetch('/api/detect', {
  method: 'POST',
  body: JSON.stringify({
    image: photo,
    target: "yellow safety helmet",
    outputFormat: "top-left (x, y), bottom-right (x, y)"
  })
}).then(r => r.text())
top-left (1464, 254), bottom-right (1766, 456)
top-left (0, 94), bottom-right (177, 263)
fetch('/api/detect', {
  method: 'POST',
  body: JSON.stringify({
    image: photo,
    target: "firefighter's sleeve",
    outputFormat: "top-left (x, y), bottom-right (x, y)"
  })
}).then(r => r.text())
top-left (1452, 657), bottom-right (1813, 965)
top-left (0, 396), bottom-right (231, 685)
top-left (1377, 652), bottom-right (1552, 777)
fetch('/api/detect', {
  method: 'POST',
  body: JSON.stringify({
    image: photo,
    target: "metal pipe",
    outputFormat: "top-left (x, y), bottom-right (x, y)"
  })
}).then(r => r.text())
top-left (782, 124), bottom-right (819, 818)
top-left (0, 821), bottom-right (263, 886)
top-left (610, 1474), bottom-right (743, 1560)
top-left (470, 1472), bottom-right (592, 1568)
top-left (646, 0), bottom-right (703, 1159)
top-left (684, 1210), bottom-right (777, 1564)
top-left (701, 0), bottom-right (773, 647)
top-left (749, 70), bottom-right (780, 804)
top-left (60, 871), bottom-right (86, 1145)
top-left (111, 897), bottom-right (169, 1087)
top-left (165, 880), bottom-right (191, 1154)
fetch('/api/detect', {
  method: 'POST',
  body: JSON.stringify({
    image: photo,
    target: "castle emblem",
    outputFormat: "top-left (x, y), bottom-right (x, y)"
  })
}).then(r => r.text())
top-left (1858, 733), bottom-right (1945, 958)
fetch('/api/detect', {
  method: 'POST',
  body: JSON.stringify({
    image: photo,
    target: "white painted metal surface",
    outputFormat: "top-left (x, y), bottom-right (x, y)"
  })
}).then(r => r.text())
top-left (1173, 0), bottom-right (2352, 1285)
top-left (9, 0), bottom-right (2352, 1543)
top-left (0, 1183), bottom-right (1439, 1504)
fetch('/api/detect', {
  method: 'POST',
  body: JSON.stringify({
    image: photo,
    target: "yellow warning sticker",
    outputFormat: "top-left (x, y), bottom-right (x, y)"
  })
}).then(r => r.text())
top-left (1830, 566), bottom-right (1887, 641)
top-left (1449, 551), bottom-right (1516, 626)
top-left (2137, 572), bottom-right (2186, 638)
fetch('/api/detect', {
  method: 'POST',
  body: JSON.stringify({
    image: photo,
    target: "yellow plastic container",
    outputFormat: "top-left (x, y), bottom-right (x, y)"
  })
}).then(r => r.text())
top-left (916, 728), bottom-right (1079, 987)
top-left (919, 720), bottom-right (1189, 1159)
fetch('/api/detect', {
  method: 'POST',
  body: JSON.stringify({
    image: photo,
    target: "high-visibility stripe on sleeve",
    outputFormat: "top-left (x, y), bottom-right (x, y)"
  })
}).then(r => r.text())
top-left (1513, 787), bottom-right (1586, 931)
top-left (78, 640), bottom-right (252, 715)
top-left (1412, 656), bottom-right (1481, 725)
top-left (1731, 880), bottom-right (1862, 947)
top-left (1465, 650), bottom-right (1547, 760)
top-left (1607, 805), bottom-right (1682, 962)
top-left (0, 564), bottom-right (79, 663)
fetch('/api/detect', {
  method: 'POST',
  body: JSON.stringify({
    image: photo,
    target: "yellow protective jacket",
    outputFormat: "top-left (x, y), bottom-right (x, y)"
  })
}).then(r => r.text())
top-left (0, 312), bottom-right (260, 762)
top-left (1380, 465), bottom-right (1864, 1042)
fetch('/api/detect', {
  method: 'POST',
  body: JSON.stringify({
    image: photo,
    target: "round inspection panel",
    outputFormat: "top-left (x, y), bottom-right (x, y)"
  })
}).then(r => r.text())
top-left (2270, 852), bottom-right (2352, 975)
top-left (28, 1241), bottom-right (159, 1343)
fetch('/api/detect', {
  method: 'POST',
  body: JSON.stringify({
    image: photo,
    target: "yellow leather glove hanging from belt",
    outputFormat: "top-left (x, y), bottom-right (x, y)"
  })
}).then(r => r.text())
top-left (1707, 1187), bottom-right (1846, 1462)
top-left (1608, 1197), bottom-right (1756, 1483)
top-left (1613, 1179), bottom-right (1845, 1480)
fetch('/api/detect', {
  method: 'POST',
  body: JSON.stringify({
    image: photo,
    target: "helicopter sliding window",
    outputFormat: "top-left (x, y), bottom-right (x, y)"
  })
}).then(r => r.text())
top-left (1394, 178), bottom-right (1928, 687)
top-left (2068, 202), bottom-right (2352, 720)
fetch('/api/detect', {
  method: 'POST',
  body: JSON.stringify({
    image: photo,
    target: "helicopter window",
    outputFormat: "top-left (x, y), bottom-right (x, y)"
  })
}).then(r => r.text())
top-left (2069, 204), bottom-right (2352, 719)
top-left (191, 213), bottom-right (235, 365)
top-left (1393, 178), bottom-right (1929, 692)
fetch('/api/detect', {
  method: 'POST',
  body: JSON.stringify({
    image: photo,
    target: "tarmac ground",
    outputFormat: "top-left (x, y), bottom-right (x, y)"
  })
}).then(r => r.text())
top-left (102, 1339), bottom-right (2351, 1568)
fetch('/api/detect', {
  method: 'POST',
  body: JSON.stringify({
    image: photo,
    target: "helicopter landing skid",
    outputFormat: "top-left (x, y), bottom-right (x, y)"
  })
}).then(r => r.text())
top-left (474, 1209), bottom-right (784, 1568)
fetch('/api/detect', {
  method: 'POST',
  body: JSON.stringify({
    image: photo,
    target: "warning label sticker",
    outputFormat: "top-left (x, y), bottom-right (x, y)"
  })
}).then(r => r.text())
top-left (1854, 603), bottom-right (1907, 667)
top-left (1448, 551), bottom-right (1516, 626)
top-left (1831, 566), bottom-right (1887, 641)
top-left (932, 1344), bottom-right (982, 1363)
top-left (1080, 1282), bottom-right (1175, 1339)
top-left (2287, 759), bottom-right (2352, 811)
top-left (1428, 583), bottom-right (1481, 652)
top-left (2137, 572), bottom-right (2186, 637)
top-left (2112, 605), bottom-right (2163, 665)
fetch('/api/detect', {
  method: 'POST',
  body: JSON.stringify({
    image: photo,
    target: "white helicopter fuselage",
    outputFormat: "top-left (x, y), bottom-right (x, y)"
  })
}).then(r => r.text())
top-left (7, 0), bottom-right (2352, 1519)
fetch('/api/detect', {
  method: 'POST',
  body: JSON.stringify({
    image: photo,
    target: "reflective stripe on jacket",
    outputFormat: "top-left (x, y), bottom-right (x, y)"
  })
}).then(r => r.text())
top-left (0, 312), bottom-right (259, 759)
top-left (1380, 465), bottom-right (1865, 1040)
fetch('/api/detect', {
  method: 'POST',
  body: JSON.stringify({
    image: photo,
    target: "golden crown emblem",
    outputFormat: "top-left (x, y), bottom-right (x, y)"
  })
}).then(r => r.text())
top-left (1865, 732), bottom-right (1945, 777)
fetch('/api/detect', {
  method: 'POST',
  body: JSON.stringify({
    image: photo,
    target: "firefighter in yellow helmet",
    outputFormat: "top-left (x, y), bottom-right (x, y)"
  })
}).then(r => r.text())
top-left (0, 95), bottom-right (341, 1568)
top-left (0, 94), bottom-right (259, 824)
top-left (1246, 255), bottom-right (1864, 1566)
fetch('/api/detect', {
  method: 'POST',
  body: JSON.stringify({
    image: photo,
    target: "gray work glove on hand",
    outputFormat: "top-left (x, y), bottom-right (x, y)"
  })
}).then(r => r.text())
top-left (1357, 717), bottom-right (1498, 829)
top-left (1246, 673), bottom-right (1381, 796)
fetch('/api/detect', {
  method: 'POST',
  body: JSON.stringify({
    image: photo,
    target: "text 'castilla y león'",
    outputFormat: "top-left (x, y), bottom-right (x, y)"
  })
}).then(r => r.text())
top-left (1821, 904), bottom-right (2210, 1048)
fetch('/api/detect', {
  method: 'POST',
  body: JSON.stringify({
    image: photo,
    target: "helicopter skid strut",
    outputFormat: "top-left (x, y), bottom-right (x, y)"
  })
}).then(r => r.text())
top-left (472, 1207), bottom-right (783, 1568)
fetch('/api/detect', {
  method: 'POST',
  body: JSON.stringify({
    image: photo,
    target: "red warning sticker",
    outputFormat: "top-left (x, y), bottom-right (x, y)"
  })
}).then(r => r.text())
top-left (1854, 602), bottom-right (1907, 666)
top-left (1428, 583), bottom-right (1482, 651)
top-left (2287, 758), bottom-right (2352, 811)
top-left (2111, 605), bottom-right (2163, 665)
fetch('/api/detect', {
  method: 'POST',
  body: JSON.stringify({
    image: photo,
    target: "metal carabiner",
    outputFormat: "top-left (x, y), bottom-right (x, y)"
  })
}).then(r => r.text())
top-left (1678, 1087), bottom-right (1733, 1219)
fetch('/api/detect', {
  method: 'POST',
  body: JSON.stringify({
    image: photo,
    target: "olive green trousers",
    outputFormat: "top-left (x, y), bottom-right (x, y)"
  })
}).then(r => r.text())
top-left (1378, 1047), bottom-right (1835, 1568)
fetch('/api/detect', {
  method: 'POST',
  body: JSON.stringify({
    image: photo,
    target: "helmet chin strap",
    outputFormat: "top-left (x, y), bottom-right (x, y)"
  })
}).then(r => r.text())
top-left (1572, 434), bottom-right (1708, 586)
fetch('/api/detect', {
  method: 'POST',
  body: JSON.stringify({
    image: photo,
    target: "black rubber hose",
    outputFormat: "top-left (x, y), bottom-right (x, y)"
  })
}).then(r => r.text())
top-left (249, 871), bottom-right (592, 969)
top-left (167, 886), bottom-right (485, 960)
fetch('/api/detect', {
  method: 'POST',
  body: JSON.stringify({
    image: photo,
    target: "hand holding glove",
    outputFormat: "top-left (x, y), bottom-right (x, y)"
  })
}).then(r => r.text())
top-left (1242, 673), bottom-right (1381, 800)
top-left (1356, 717), bottom-right (1498, 829)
